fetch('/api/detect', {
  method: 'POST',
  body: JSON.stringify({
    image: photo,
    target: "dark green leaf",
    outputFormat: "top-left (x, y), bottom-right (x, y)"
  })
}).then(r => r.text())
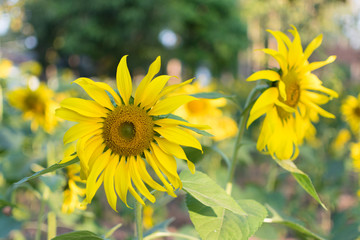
top-left (0, 199), bottom-right (16, 208)
top-left (274, 159), bottom-right (327, 210)
top-left (266, 205), bottom-right (326, 240)
top-left (52, 231), bottom-right (103, 240)
top-left (180, 170), bottom-right (246, 216)
top-left (15, 158), bottom-right (79, 186)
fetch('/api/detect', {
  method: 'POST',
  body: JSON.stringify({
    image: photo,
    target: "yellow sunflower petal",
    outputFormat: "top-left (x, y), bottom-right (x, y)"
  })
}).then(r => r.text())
top-left (116, 55), bottom-right (132, 105)
top-left (114, 156), bottom-right (130, 207)
top-left (144, 150), bottom-right (176, 197)
top-left (136, 156), bottom-right (166, 192)
top-left (129, 156), bottom-right (156, 203)
top-left (128, 183), bottom-right (145, 205)
top-left (55, 108), bottom-right (102, 123)
top-left (247, 70), bottom-right (281, 82)
top-left (155, 136), bottom-right (188, 160)
top-left (134, 56), bottom-right (161, 106)
top-left (148, 95), bottom-right (196, 116)
top-left (305, 55), bottom-right (336, 72)
top-left (73, 78), bottom-right (114, 110)
top-left (305, 100), bottom-right (335, 119)
top-left (64, 122), bottom-right (102, 144)
top-left (266, 30), bottom-right (289, 57)
top-left (303, 34), bottom-right (323, 61)
top-left (159, 78), bottom-right (194, 98)
top-left (103, 155), bottom-right (118, 212)
top-left (140, 75), bottom-right (171, 109)
top-left (86, 150), bottom-right (111, 203)
top-left (154, 126), bottom-right (202, 151)
top-left (260, 49), bottom-right (288, 74)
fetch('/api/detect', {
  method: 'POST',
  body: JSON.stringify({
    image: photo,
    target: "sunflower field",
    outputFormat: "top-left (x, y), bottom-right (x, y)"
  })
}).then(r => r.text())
top-left (0, 0), bottom-right (360, 240)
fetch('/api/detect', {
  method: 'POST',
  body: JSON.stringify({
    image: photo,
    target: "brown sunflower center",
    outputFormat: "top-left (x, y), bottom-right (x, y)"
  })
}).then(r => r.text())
top-left (354, 106), bottom-right (360, 117)
top-left (102, 105), bottom-right (154, 156)
top-left (25, 93), bottom-right (45, 114)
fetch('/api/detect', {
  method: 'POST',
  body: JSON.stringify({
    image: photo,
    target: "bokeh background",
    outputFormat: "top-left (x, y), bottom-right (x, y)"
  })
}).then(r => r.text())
top-left (0, 0), bottom-right (360, 239)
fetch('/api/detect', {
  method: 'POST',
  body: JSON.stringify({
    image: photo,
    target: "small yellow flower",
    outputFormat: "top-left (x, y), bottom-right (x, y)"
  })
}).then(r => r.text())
top-left (174, 82), bottom-right (238, 141)
top-left (350, 142), bottom-right (360, 172)
top-left (331, 129), bottom-right (351, 151)
top-left (143, 205), bottom-right (154, 229)
top-left (62, 164), bottom-right (87, 214)
top-left (7, 84), bottom-right (59, 133)
top-left (56, 56), bottom-right (206, 211)
top-left (19, 61), bottom-right (42, 77)
top-left (341, 94), bottom-right (360, 135)
top-left (247, 26), bottom-right (338, 160)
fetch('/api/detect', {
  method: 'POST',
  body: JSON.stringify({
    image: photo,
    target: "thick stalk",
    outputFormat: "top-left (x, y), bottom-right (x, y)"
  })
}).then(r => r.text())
top-left (226, 85), bottom-right (267, 194)
top-left (135, 200), bottom-right (143, 240)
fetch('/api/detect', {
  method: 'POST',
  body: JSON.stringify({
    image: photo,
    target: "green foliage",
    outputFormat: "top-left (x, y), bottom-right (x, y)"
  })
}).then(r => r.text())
top-left (15, 158), bottom-right (79, 186)
top-left (25, 0), bottom-right (247, 76)
top-left (181, 170), bottom-right (267, 239)
top-left (274, 158), bottom-right (327, 210)
top-left (180, 170), bottom-right (246, 216)
top-left (52, 230), bottom-right (104, 240)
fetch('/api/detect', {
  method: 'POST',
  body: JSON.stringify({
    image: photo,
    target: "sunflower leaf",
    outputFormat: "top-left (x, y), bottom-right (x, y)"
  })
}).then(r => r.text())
top-left (180, 170), bottom-right (246, 216)
top-left (52, 231), bottom-right (103, 240)
top-left (180, 125), bottom-right (214, 137)
top-left (191, 92), bottom-right (234, 99)
top-left (14, 157), bottom-right (80, 186)
top-left (274, 159), bottom-right (327, 210)
top-left (265, 204), bottom-right (326, 240)
top-left (187, 195), bottom-right (267, 240)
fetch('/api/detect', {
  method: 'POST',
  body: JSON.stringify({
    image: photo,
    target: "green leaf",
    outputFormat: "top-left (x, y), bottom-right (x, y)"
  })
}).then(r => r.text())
top-left (180, 125), bottom-right (213, 137)
top-left (0, 199), bottom-right (16, 208)
top-left (0, 214), bottom-right (22, 238)
top-left (187, 195), bottom-right (267, 240)
top-left (191, 92), bottom-right (233, 99)
top-left (274, 159), bottom-right (327, 210)
top-left (266, 205), bottom-right (326, 240)
top-left (40, 175), bottom-right (66, 192)
top-left (15, 158), bottom-right (79, 186)
top-left (180, 170), bottom-right (246, 216)
top-left (52, 231), bottom-right (103, 240)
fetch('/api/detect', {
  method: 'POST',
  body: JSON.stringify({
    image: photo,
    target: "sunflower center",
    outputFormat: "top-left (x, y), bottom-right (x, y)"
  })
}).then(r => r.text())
top-left (284, 83), bottom-right (300, 108)
top-left (102, 105), bottom-right (154, 156)
top-left (354, 106), bottom-right (360, 117)
top-left (187, 99), bottom-right (208, 114)
top-left (25, 93), bottom-right (45, 114)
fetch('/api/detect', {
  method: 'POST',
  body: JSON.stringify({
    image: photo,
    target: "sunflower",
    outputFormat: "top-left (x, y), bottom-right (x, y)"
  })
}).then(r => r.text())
top-left (7, 83), bottom-right (59, 133)
top-left (247, 26), bottom-right (338, 160)
top-left (331, 129), bottom-right (351, 152)
top-left (56, 56), bottom-right (206, 211)
top-left (351, 142), bottom-right (360, 172)
top-left (174, 82), bottom-right (238, 141)
top-left (341, 94), bottom-right (360, 135)
top-left (62, 164), bottom-right (87, 214)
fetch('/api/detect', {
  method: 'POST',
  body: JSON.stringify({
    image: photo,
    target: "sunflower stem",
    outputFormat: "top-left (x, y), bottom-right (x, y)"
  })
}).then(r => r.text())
top-left (135, 200), bottom-right (144, 240)
top-left (226, 84), bottom-right (267, 195)
top-left (35, 187), bottom-right (49, 240)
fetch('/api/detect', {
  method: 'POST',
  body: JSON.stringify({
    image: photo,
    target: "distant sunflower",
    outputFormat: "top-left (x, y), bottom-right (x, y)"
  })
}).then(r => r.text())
top-left (351, 142), bottom-right (360, 172)
top-left (247, 26), bottom-right (338, 160)
top-left (174, 82), bottom-right (237, 141)
top-left (341, 94), bottom-right (360, 135)
top-left (56, 56), bottom-right (206, 211)
top-left (7, 84), bottom-right (59, 133)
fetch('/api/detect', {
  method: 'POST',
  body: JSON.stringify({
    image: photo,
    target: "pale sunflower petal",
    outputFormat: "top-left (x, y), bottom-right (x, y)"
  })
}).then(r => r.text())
top-left (149, 95), bottom-right (196, 116)
top-left (116, 55), bottom-right (132, 105)
top-left (155, 136), bottom-right (188, 160)
top-left (303, 34), bottom-right (323, 60)
top-left (305, 55), bottom-right (336, 72)
top-left (139, 75), bottom-right (171, 109)
top-left (55, 108), bottom-right (102, 123)
top-left (159, 78), bottom-right (194, 98)
top-left (61, 98), bottom-right (108, 118)
top-left (136, 156), bottom-right (166, 192)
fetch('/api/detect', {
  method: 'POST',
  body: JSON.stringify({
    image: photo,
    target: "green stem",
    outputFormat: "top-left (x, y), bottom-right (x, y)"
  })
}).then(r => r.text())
top-left (35, 194), bottom-right (46, 240)
top-left (135, 200), bottom-right (143, 240)
top-left (225, 85), bottom-right (267, 195)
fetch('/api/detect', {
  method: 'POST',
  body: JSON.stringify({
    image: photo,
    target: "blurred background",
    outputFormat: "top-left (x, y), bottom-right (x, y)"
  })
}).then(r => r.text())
top-left (1, 0), bottom-right (360, 239)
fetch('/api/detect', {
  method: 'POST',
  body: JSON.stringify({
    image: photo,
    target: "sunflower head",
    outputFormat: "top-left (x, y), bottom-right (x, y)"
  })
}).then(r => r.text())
top-left (246, 26), bottom-right (338, 160)
top-left (56, 56), bottom-right (208, 211)
top-left (7, 84), bottom-right (59, 133)
top-left (341, 94), bottom-right (360, 135)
